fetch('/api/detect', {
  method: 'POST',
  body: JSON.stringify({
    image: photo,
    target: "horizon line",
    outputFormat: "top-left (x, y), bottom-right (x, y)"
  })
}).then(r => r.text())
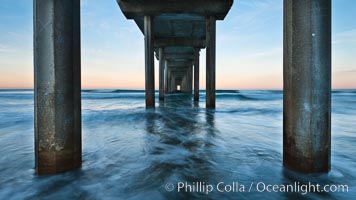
top-left (0, 87), bottom-right (355, 91)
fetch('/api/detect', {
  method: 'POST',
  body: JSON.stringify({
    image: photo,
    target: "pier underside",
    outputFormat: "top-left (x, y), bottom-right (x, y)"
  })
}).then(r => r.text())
top-left (117, 0), bottom-right (233, 108)
top-left (32, 0), bottom-right (332, 175)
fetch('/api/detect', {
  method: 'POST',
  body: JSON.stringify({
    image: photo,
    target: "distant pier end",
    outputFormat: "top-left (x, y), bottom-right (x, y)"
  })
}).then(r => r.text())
top-left (116, 0), bottom-right (234, 108)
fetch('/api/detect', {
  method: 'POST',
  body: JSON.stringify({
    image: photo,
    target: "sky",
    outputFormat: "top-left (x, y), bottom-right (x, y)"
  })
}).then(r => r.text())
top-left (0, 0), bottom-right (355, 89)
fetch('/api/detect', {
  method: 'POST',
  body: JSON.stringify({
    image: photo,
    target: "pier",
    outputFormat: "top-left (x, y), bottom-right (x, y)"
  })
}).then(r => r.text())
top-left (33, 0), bottom-right (331, 175)
top-left (116, 0), bottom-right (234, 108)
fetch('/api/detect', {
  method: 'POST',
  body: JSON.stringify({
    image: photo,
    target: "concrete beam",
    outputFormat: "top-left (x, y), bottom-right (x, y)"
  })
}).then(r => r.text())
top-left (156, 49), bottom-right (195, 61)
top-left (164, 47), bottom-right (195, 56)
top-left (165, 53), bottom-right (194, 60)
top-left (144, 16), bottom-right (155, 108)
top-left (34, 0), bottom-right (81, 175)
top-left (168, 66), bottom-right (191, 70)
top-left (154, 37), bottom-right (205, 48)
top-left (117, 0), bottom-right (234, 20)
top-left (206, 16), bottom-right (216, 108)
top-left (283, 0), bottom-right (331, 173)
top-left (170, 73), bottom-right (189, 77)
top-left (165, 57), bottom-right (193, 63)
top-left (167, 60), bottom-right (193, 67)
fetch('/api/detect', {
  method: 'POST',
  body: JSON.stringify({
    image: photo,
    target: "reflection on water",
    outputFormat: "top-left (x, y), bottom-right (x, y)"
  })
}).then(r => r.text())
top-left (0, 90), bottom-right (355, 199)
top-left (144, 95), bottom-right (219, 199)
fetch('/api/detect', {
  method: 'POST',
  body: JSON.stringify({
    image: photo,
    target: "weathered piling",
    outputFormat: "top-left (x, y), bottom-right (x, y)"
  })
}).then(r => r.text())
top-left (283, 0), bottom-right (332, 173)
top-left (34, 0), bottom-right (82, 175)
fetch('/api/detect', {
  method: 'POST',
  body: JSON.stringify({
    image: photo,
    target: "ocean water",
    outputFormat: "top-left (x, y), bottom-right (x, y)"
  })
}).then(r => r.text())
top-left (0, 89), bottom-right (355, 200)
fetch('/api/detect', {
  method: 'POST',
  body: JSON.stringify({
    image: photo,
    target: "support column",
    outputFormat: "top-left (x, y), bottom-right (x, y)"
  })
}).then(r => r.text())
top-left (283, 0), bottom-right (331, 173)
top-left (34, 0), bottom-right (81, 175)
top-left (167, 69), bottom-right (172, 93)
top-left (188, 65), bottom-right (193, 94)
top-left (164, 60), bottom-right (168, 93)
top-left (194, 48), bottom-right (200, 101)
top-left (171, 75), bottom-right (176, 92)
top-left (159, 48), bottom-right (165, 101)
top-left (144, 15), bottom-right (155, 108)
top-left (171, 78), bottom-right (174, 92)
top-left (206, 16), bottom-right (216, 108)
top-left (182, 75), bottom-right (187, 93)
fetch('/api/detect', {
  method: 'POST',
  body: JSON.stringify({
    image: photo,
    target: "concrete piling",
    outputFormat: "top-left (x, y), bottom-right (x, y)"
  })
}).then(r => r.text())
top-left (34, 0), bottom-right (82, 175)
top-left (194, 48), bottom-right (200, 101)
top-left (159, 48), bottom-right (165, 101)
top-left (167, 69), bottom-right (172, 93)
top-left (171, 75), bottom-right (176, 92)
top-left (188, 65), bottom-right (193, 94)
top-left (181, 75), bottom-right (186, 92)
top-left (144, 15), bottom-right (155, 108)
top-left (206, 16), bottom-right (216, 108)
top-left (283, 0), bottom-right (331, 173)
top-left (164, 60), bottom-right (168, 93)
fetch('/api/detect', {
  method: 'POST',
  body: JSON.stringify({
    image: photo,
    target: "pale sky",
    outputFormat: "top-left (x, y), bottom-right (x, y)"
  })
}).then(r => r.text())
top-left (0, 0), bottom-right (355, 89)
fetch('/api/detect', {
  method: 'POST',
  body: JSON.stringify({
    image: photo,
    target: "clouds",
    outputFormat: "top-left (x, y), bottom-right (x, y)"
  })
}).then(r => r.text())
top-left (229, 0), bottom-right (282, 30)
top-left (218, 0), bottom-right (283, 53)
top-left (334, 70), bottom-right (356, 74)
top-left (248, 47), bottom-right (282, 59)
top-left (332, 29), bottom-right (356, 73)
top-left (0, 0), bottom-right (355, 89)
top-left (333, 29), bottom-right (356, 45)
top-left (0, 44), bottom-right (14, 53)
